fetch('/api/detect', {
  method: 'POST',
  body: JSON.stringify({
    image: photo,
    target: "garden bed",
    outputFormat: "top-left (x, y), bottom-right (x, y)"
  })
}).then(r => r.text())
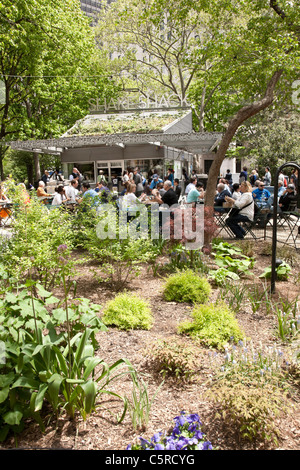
top-left (1, 240), bottom-right (299, 451)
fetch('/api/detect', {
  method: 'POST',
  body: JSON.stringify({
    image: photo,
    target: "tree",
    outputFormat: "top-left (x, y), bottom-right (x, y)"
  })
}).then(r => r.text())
top-left (0, 0), bottom-right (119, 181)
top-left (232, 109), bottom-right (300, 179)
top-left (95, 0), bottom-right (299, 218)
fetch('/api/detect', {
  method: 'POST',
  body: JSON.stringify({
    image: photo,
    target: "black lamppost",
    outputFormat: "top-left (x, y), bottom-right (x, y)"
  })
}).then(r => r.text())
top-left (271, 162), bottom-right (300, 293)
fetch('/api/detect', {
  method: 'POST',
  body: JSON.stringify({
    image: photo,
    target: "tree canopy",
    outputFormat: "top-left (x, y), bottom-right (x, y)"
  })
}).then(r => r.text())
top-left (0, 0), bottom-right (120, 179)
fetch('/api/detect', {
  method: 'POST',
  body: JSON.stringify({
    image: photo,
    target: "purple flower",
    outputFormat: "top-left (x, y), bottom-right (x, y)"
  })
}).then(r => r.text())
top-left (126, 444), bottom-right (131, 450)
top-left (202, 441), bottom-right (213, 450)
top-left (154, 444), bottom-right (165, 450)
top-left (151, 432), bottom-right (162, 443)
top-left (139, 437), bottom-right (151, 449)
top-left (57, 244), bottom-right (68, 252)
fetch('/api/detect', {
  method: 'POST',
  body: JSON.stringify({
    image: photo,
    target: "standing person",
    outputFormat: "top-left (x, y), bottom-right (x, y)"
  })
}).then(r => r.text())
top-left (41, 170), bottom-right (50, 186)
top-left (167, 168), bottom-right (174, 186)
top-left (174, 178), bottom-right (182, 199)
top-left (225, 181), bottom-right (255, 239)
top-left (182, 168), bottom-right (189, 189)
top-left (133, 167), bottom-right (144, 197)
top-left (249, 169), bottom-right (258, 186)
top-left (239, 166), bottom-right (248, 183)
top-left (225, 169), bottom-right (233, 186)
top-left (97, 170), bottom-right (107, 185)
top-left (263, 167), bottom-right (272, 186)
top-left (290, 169), bottom-right (298, 192)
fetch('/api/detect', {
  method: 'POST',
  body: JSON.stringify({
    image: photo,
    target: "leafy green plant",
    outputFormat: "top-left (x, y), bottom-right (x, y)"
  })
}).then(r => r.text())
top-left (2, 198), bottom-right (76, 289)
top-left (259, 261), bottom-right (291, 281)
top-left (126, 371), bottom-right (163, 432)
top-left (273, 296), bottom-right (299, 342)
top-left (217, 280), bottom-right (247, 313)
top-left (163, 270), bottom-right (211, 304)
top-left (102, 292), bottom-right (153, 330)
top-left (147, 338), bottom-right (199, 381)
top-left (178, 301), bottom-right (245, 350)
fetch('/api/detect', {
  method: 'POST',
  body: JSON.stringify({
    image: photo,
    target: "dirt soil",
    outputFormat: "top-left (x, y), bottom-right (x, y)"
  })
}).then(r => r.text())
top-left (1, 240), bottom-right (300, 451)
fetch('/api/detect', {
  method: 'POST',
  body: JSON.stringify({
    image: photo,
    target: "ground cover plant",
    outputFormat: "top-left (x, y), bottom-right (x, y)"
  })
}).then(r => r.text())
top-left (163, 270), bottom-right (211, 304)
top-left (102, 292), bottom-right (153, 331)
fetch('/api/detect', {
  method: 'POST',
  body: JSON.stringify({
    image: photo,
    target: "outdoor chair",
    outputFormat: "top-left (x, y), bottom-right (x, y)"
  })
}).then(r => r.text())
top-left (277, 200), bottom-right (300, 248)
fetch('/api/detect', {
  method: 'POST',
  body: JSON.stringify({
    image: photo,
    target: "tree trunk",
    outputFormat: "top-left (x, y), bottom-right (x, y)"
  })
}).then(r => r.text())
top-left (204, 70), bottom-right (283, 243)
top-left (33, 152), bottom-right (41, 182)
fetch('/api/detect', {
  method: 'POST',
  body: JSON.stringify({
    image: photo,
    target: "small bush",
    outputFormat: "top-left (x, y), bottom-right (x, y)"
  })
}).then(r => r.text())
top-left (206, 378), bottom-right (289, 445)
top-left (102, 293), bottom-right (153, 330)
top-left (163, 270), bottom-right (211, 304)
top-left (177, 301), bottom-right (244, 350)
top-left (147, 337), bottom-right (199, 381)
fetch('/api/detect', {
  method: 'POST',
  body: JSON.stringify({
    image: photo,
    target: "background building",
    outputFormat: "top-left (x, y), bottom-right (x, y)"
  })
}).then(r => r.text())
top-left (80, 0), bottom-right (103, 23)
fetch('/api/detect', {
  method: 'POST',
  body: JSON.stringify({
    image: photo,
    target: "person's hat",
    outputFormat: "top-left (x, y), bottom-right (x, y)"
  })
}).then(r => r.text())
top-left (287, 184), bottom-right (295, 190)
top-left (152, 174), bottom-right (159, 179)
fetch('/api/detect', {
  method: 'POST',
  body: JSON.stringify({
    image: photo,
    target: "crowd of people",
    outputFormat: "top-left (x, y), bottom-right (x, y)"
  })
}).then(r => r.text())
top-left (1, 164), bottom-right (299, 241)
top-left (214, 167), bottom-right (299, 240)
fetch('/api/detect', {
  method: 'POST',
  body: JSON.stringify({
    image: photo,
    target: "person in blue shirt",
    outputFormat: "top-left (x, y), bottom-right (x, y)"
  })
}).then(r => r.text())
top-left (252, 181), bottom-right (271, 207)
top-left (187, 183), bottom-right (205, 204)
top-left (239, 166), bottom-right (248, 183)
top-left (79, 182), bottom-right (100, 208)
top-left (150, 174), bottom-right (163, 189)
top-left (167, 168), bottom-right (174, 186)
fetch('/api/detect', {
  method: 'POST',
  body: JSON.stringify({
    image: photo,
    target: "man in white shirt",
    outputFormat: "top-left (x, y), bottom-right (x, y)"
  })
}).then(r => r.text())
top-left (65, 179), bottom-right (79, 202)
top-left (184, 177), bottom-right (197, 195)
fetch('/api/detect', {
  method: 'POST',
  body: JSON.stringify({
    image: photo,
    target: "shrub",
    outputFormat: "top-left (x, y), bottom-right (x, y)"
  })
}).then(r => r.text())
top-left (163, 270), bottom-right (211, 304)
top-left (102, 293), bottom-right (153, 330)
top-left (206, 377), bottom-right (289, 446)
top-left (147, 337), bottom-right (199, 381)
top-left (177, 301), bottom-right (244, 350)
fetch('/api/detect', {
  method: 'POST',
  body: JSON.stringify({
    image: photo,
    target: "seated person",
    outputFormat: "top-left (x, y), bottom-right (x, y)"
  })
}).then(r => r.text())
top-left (231, 183), bottom-right (241, 201)
top-left (78, 182), bottom-right (100, 207)
top-left (252, 181), bottom-right (271, 206)
top-left (65, 179), bottom-right (80, 203)
top-left (187, 183), bottom-right (205, 204)
top-left (120, 182), bottom-right (143, 211)
top-left (52, 185), bottom-right (70, 206)
top-left (214, 183), bottom-right (232, 211)
top-left (156, 182), bottom-right (166, 197)
top-left (184, 176), bottom-right (197, 195)
top-left (150, 174), bottom-right (163, 190)
top-left (225, 181), bottom-right (254, 239)
top-left (279, 184), bottom-right (297, 212)
top-left (36, 181), bottom-right (53, 201)
top-left (266, 180), bottom-right (285, 209)
top-left (152, 180), bottom-right (178, 207)
top-left (95, 181), bottom-right (111, 202)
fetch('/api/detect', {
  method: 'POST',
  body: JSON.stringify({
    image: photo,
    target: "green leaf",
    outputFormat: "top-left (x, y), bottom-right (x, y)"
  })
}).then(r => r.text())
top-left (3, 410), bottom-right (23, 426)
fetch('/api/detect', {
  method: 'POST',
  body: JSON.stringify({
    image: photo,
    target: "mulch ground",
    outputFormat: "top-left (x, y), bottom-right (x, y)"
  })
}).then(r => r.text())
top-left (1, 240), bottom-right (299, 451)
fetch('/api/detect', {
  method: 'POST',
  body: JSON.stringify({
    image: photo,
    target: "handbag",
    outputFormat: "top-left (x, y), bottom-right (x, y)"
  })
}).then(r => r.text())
top-left (228, 200), bottom-right (254, 218)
